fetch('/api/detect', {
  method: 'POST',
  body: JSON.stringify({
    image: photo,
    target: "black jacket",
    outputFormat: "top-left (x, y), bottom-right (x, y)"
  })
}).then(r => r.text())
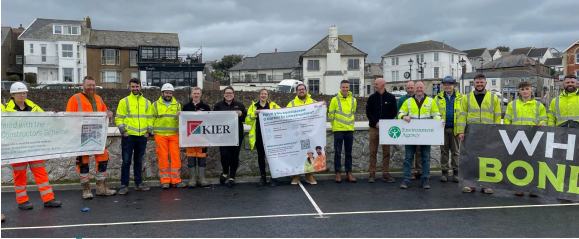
top-left (182, 100), bottom-right (211, 112)
top-left (213, 98), bottom-right (247, 141)
top-left (366, 91), bottom-right (398, 128)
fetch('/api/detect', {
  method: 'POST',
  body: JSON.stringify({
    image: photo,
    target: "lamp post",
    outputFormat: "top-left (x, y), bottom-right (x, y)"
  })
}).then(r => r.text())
top-left (460, 57), bottom-right (466, 94)
top-left (186, 54), bottom-right (192, 98)
top-left (479, 58), bottom-right (485, 74)
top-left (408, 58), bottom-right (414, 81)
top-left (418, 61), bottom-right (427, 80)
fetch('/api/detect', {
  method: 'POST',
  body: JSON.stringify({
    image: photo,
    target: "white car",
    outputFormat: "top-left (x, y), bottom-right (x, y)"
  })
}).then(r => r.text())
top-left (491, 91), bottom-right (509, 105)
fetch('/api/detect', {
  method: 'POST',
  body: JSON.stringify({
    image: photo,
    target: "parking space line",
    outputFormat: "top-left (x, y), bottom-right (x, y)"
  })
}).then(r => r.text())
top-left (298, 181), bottom-right (323, 215)
top-left (2, 203), bottom-right (577, 231)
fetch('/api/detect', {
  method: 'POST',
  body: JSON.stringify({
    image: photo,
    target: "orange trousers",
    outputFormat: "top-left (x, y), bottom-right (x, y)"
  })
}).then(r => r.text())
top-left (186, 147), bottom-right (207, 157)
top-left (76, 149), bottom-right (110, 183)
top-left (154, 134), bottom-right (182, 184)
top-left (12, 160), bottom-right (54, 204)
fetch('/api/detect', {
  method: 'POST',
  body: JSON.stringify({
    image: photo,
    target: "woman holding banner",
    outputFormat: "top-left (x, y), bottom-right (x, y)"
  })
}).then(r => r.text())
top-left (245, 89), bottom-right (280, 186)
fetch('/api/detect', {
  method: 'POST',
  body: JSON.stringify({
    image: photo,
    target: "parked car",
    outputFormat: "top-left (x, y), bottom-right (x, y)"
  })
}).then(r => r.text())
top-left (391, 90), bottom-right (407, 100)
top-left (1, 81), bottom-right (16, 90)
top-left (491, 91), bottom-right (509, 105)
top-left (174, 86), bottom-right (192, 91)
top-left (142, 86), bottom-right (160, 90)
top-left (33, 84), bottom-right (77, 89)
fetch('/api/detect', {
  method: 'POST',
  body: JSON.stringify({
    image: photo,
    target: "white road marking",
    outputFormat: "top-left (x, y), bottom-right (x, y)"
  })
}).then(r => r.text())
top-left (298, 181), bottom-right (323, 215)
top-left (2, 203), bottom-right (578, 231)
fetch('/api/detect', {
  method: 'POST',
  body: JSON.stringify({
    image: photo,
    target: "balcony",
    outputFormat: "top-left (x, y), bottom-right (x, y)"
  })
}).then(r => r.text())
top-left (25, 55), bottom-right (59, 65)
top-left (231, 75), bottom-right (301, 83)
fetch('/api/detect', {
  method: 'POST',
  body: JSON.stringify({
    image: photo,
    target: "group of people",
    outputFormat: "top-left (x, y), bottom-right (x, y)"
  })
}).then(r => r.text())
top-left (2, 73), bottom-right (578, 214)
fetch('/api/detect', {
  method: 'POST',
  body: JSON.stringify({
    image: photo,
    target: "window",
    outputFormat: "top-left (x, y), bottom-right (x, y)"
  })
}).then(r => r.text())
top-left (416, 54), bottom-right (424, 63)
top-left (366, 85), bottom-right (371, 94)
top-left (434, 53), bottom-right (439, 62)
top-left (101, 71), bottom-right (121, 83)
top-left (434, 67), bottom-right (440, 78)
top-left (78, 68), bottom-right (81, 81)
top-left (258, 74), bottom-right (266, 82)
top-left (130, 50), bottom-right (138, 66)
top-left (63, 26), bottom-right (71, 35)
top-left (576, 49), bottom-right (579, 64)
top-left (54, 25), bottom-right (62, 34)
top-left (283, 72), bottom-right (291, 79)
top-left (41, 45), bottom-right (47, 62)
top-left (307, 60), bottom-right (320, 71)
top-left (72, 26), bottom-right (79, 35)
top-left (308, 79), bottom-right (320, 94)
top-left (451, 54), bottom-right (454, 63)
top-left (349, 78), bottom-right (360, 95)
top-left (396, 71), bottom-right (399, 81)
top-left (62, 44), bottom-right (73, 58)
top-left (63, 68), bottom-right (74, 82)
top-left (391, 71), bottom-right (396, 82)
top-left (30, 44), bottom-right (33, 54)
top-left (141, 47), bottom-right (153, 59)
top-left (16, 55), bottom-right (22, 64)
top-left (391, 57), bottom-right (399, 66)
top-left (131, 72), bottom-right (138, 79)
top-left (492, 79), bottom-right (496, 86)
top-left (54, 25), bottom-right (80, 35)
top-left (348, 59), bottom-right (360, 70)
top-left (101, 49), bottom-right (119, 65)
top-left (166, 48), bottom-right (177, 59)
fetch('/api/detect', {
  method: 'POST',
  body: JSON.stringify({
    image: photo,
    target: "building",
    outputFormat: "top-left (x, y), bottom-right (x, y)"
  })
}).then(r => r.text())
top-left (2, 25), bottom-right (25, 80)
top-left (511, 47), bottom-right (554, 64)
top-left (463, 48), bottom-right (492, 71)
top-left (363, 63), bottom-right (382, 95)
top-left (488, 49), bottom-right (502, 61)
top-left (19, 17), bottom-right (91, 85)
top-left (137, 46), bottom-right (205, 89)
top-left (562, 39), bottom-right (579, 77)
top-left (300, 26), bottom-right (367, 96)
top-left (544, 57), bottom-right (563, 76)
top-left (86, 29), bottom-right (180, 88)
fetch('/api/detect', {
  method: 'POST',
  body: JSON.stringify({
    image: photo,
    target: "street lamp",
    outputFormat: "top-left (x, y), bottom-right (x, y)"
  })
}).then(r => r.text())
top-left (408, 58), bottom-right (414, 81)
top-left (459, 57), bottom-right (467, 94)
top-left (418, 62), bottom-right (427, 80)
top-left (479, 58), bottom-right (485, 74)
top-left (186, 54), bottom-right (192, 98)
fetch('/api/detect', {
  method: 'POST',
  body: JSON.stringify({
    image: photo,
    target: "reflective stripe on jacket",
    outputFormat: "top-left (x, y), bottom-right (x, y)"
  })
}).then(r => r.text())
top-left (504, 99), bottom-right (547, 125)
top-left (457, 91), bottom-right (501, 134)
top-left (115, 92), bottom-right (154, 136)
top-left (152, 96), bottom-right (181, 136)
top-left (66, 93), bottom-right (107, 112)
top-left (328, 92), bottom-right (356, 131)
top-left (245, 100), bottom-right (280, 150)
top-left (547, 89), bottom-right (579, 127)
top-left (397, 96), bottom-right (441, 120)
top-left (435, 90), bottom-right (463, 135)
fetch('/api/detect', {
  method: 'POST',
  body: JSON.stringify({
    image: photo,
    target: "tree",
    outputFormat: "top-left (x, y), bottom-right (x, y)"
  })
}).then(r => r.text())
top-left (24, 73), bottom-right (37, 84)
top-left (214, 54), bottom-right (244, 72)
top-left (11, 75), bottom-right (20, 81)
top-left (210, 70), bottom-right (223, 81)
top-left (495, 46), bottom-right (510, 52)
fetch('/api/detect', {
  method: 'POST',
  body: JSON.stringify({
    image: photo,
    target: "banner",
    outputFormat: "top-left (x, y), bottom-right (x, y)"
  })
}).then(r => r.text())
top-left (259, 102), bottom-right (327, 178)
top-left (1, 112), bottom-right (108, 165)
top-left (179, 111), bottom-right (239, 147)
top-left (460, 124), bottom-right (579, 200)
top-left (379, 119), bottom-right (444, 145)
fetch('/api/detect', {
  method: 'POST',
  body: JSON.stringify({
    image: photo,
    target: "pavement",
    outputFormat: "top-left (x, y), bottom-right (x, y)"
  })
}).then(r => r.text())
top-left (1, 174), bottom-right (578, 238)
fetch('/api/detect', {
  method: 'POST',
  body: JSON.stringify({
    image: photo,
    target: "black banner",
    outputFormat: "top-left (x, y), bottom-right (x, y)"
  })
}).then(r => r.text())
top-left (459, 124), bottom-right (579, 200)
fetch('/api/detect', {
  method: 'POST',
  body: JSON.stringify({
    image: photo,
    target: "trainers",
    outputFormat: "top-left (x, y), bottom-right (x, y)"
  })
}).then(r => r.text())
top-left (400, 180), bottom-right (410, 189)
top-left (18, 201), bottom-right (33, 210)
top-left (291, 175), bottom-right (301, 185)
top-left (44, 199), bottom-right (62, 208)
top-left (118, 185), bottom-right (129, 195)
top-left (162, 183), bottom-right (170, 189)
top-left (462, 186), bottom-right (475, 193)
top-left (134, 183), bottom-right (150, 191)
top-left (368, 173), bottom-right (376, 183)
top-left (422, 179), bottom-right (431, 189)
top-left (173, 182), bottom-right (186, 188)
top-left (482, 188), bottom-right (493, 194)
top-left (382, 173), bottom-right (395, 183)
top-left (259, 175), bottom-right (267, 186)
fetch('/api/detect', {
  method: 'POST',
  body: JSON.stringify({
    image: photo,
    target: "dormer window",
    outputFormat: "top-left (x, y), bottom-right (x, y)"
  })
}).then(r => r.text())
top-left (54, 25), bottom-right (80, 35)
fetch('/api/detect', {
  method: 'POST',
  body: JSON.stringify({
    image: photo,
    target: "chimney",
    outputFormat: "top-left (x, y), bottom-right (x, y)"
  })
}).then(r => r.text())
top-left (85, 16), bottom-right (91, 28)
top-left (535, 59), bottom-right (541, 74)
top-left (525, 58), bottom-right (531, 71)
top-left (328, 25), bottom-right (338, 53)
top-left (275, 48), bottom-right (277, 53)
top-left (18, 24), bottom-right (24, 30)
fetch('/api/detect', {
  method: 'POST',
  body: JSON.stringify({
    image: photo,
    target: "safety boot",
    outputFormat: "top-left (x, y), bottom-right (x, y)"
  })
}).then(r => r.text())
top-left (96, 180), bottom-right (117, 196)
top-left (452, 169), bottom-right (459, 182)
top-left (305, 173), bottom-right (317, 185)
top-left (81, 182), bottom-right (93, 199)
top-left (368, 172), bottom-right (376, 183)
top-left (18, 201), bottom-right (33, 210)
top-left (44, 199), bottom-right (62, 208)
top-left (440, 170), bottom-right (448, 182)
top-left (188, 166), bottom-right (197, 188)
top-left (346, 172), bottom-right (357, 182)
top-left (198, 167), bottom-right (210, 187)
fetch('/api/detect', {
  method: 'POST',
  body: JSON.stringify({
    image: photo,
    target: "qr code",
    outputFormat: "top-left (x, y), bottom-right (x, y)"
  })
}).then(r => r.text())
top-left (300, 139), bottom-right (310, 150)
top-left (81, 124), bottom-right (104, 147)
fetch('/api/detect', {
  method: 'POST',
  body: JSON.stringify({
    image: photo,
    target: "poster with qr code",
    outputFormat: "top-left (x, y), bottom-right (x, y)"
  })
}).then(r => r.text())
top-left (258, 102), bottom-right (327, 178)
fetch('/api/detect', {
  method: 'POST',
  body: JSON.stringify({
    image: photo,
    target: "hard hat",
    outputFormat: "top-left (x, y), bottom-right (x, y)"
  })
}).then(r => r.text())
top-left (10, 82), bottom-right (28, 94)
top-left (442, 76), bottom-right (455, 84)
top-left (161, 83), bottom-right (174, 92)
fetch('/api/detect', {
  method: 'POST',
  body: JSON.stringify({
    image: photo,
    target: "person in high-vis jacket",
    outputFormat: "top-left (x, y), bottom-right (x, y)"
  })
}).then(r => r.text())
top-left (435, 76), bottom-right (463, 183)
top-left (245, 89), bottom-right (280, 186)
top-left (287, 83), bottom-right (319, 185)
top-left (398, 81), bottom-right (442, 189)
top-left (66, 76), bottom-right (117, 199)
top-left (115, 78), bottom-right (154, 195)
top-left (182, 87), bottom-right (211, 188)
top-left (457, 74), bottom-right (502, 194)
top-left (5, 82), bottom-right (62, 210)
top-left (153, 83), bottom-right (186, 189)
top-left (504, 81), bottom-right (547, 197)
top-left (329, 80), bottom-right (357, 183)
top-left (547, 74), bottom-right (578, 128)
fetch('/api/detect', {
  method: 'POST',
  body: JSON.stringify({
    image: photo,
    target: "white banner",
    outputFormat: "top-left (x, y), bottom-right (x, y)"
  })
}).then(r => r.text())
top-left (259, 102), bottom-right (327, 178)
top-left (179, 111), bottom-right (239, 147)
top-left (379, 119), bottom-right (444, 145)
top-left (1, 112), bottom-right (108, 165)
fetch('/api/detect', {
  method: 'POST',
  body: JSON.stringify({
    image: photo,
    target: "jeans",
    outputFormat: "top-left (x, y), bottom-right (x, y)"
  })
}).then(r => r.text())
top-left (121, 135), bottom-right (148, 186)
top-left (403, 145), bottom-right (431, 181)
top-left (256, 136), bottom-right (267, 176)
top-left (220, 146), bottom-right (241, 179)
top-left (334, 131), bottom-right (354, 173)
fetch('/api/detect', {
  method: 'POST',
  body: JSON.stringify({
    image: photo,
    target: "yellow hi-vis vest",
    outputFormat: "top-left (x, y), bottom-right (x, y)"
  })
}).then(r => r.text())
top-left (152, 96), bottom-right (181, 136)
top-left (457, 91), bottom-right (501, 134)
top-left (328, 92), bottom-right (357, 131)
top-left (504, 99), bottom-right (547, 125)
top-left (245, 100), bottom-right (281, 150)
top-left (397, 96), bottom-right (441, 120)
top-left (1, 103), bottom-right (5, 111)
top-left (5, 99), bottom-right (43, 112)
top-left (287, 94), bottom-right (316, 108)
top-left (435, 90), bottom-right (463, 135)
top-left (547, 89), bottom-right (579, 127)
top-left (115, 92), bottom-right (154, 136)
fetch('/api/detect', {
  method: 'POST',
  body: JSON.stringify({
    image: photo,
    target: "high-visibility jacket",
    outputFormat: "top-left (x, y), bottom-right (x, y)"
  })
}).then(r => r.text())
top-left (66, 93), bottom-right (107, 112)
top-left (1, 103), bottom-right (5, 111)
top-left (246, 100), bottom-right (280, 150)
top-left (547, 89), bottom-right (579, 127)
top-left (457, 91), bottom-right (501, 134)
top-left (504, 99), bottom-right (547, 125)
top-left (329, 92), bottom-right (357, 131)
top-left (287, 94), bottom-right (317, 108)
top-left (115, 92), bottom-right (154, 136)
top-left (152, 96), bottom-right (181, 136)
top-left (435, 90), bottom-right (463, 135)
top-left (398, 96), bottom-right (441, 120)
top-left (5, 99), bottom-right (43, 112)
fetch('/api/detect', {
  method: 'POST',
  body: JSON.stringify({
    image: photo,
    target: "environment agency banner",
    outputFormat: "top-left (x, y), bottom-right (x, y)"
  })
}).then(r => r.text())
top-left (378, 119), bottom-right (444, 145)
top-left (179, 111), bottom-right (239, 147)
top-left (259, 102), bottom-right (327, 178)
top-left (1, 112), bottom-right (108, 165)
top-left (460, 124), bottom-right (579, 201)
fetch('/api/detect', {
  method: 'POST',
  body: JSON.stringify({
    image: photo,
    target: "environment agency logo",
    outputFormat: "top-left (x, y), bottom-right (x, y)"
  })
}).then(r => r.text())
top-left (388, 126), bottom-right (401, 138)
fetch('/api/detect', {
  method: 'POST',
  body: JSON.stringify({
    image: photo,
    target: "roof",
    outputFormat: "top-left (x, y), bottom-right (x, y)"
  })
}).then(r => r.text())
top-left (480, 55), bottom-right (537, 69)
top-left (463, 48), bottom-right (487, 58)
top-left (382, 40), bottom-right (464, 57)
top-left (527, 47), bottom-right (549, 57)
top-left (544, 57), bottom-right (563, 66)
top-left (88, 29), bottom-right (179, 48)
top-left (18, 18), bottom-right (90, 42)
top-left (489, 49), bottom-right (499, 55)
top-left (511, 47), bottom-right (533, 55)
top-left (229, 51), bottom-right (305, 71)
top-left (501, 51), bottom-right (511, 56)
top-left (1, 27), bottom-right (11, 45)
top-left (463, 70), bottom-right (552, 79)
top-left (301, 35), bottom-right (367, 59)
top-left (562, 39), bottom-right (579, 53)
top-left (364, 63), bottom-right (383, 78)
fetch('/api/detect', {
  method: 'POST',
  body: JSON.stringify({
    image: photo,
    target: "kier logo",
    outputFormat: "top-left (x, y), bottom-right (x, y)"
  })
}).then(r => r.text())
top-left (187, 121), bottom-right (203, 136)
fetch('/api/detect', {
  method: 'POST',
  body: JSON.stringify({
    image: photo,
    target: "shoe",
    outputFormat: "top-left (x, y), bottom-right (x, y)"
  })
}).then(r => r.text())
top-left (134, 183), bottom-right (150, 191)
top-left (259, 175), bottom-right (267, 186)
top-left (291, 175), bottom-right (301, 185)
top-left (400, 180), bottom-right (410, 189)
top-left (1, 214), bottom-right (5, 222)
top-left (335, 173), bottom-right (342, 183)
top-left (305, 174), bottom-right (317, 185)
top-left (18, 201), bottom-right (33, 210)
top-left (81, 182), bottom-right (93, 199)
top-left (346, 173), bottom-right (357, 183)
top-left (189, 166), bottom-right (197, 188)
top-left (198, 167), bottom-right (210, 187)
top-left (227, 178), bottom-right (235, 187)
top-left (96, 180), bottom-right (117, 196)
top-left (162, 183), bottom-right (170, 189)
top-left (368, 172), bottom-right (375, 183)
top-left (482, 188), bottom-right (493, 194)
top-left (462, 186), bottom-right (475, 193)
top-left (220, 174), bottom-right (228, 185)
top-left (118, 185), bottom-right (129, 195)
top-left (529, 192), bottom-right (538, 197)
top-left (422, 179), bottom-right (431, 189)
top-left (452, 169), bottom-right (459, 182)
top-left (411, 173), bottom-right (416, 180)
top-left (44, 199), bottom-right (62, 208)
top-left (440, 170), bottom-right (448, 182)
top-left (270, 178), bottom-right (278, 187)
top-left (515, 191), bottom-right (524, 196)
top-left (173, 182), bottom-right (186, 188)
top-left (382, 173), bottom-right (395, 183)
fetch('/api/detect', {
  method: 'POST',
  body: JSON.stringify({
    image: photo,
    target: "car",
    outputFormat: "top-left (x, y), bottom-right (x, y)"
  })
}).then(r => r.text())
top-left (491, 91), bottom-right (509, 105)
top-left (33, 84), bottom-right (77, 89)
top-left (1, 81), bottom-right (16, 90)
top-left (142, 86), bottom-right (160, 90)
top-left (174, 86), bottom-right (192, 91)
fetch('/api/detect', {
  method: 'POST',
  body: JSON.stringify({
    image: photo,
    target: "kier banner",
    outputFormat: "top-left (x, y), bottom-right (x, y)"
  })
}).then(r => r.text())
top-left (179, 111), bottom-right (239, 147)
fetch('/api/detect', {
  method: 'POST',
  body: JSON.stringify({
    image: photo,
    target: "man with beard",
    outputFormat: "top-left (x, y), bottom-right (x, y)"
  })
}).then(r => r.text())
top-left (396, 81), bottom-right (422, 180)
top-left (548, 74), bottom-right (579, 128)
top-left (66, 76), bottom-right (117, 199)
top-left (457, 74), bottom-right (501, 194)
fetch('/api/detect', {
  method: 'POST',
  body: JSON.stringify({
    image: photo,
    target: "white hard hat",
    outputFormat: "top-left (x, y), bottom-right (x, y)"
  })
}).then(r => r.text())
top-left (10, 82), bottom-right (28, 94)
top-left (161, 83), bottom-right (174, 92)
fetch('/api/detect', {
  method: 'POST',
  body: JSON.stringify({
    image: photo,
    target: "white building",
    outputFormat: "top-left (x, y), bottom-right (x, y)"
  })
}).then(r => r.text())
top-left (19, 18), bottom-right (91, 85)
top-left (489, 49), bottom-right (502, 61)
top-left (511, 47), bottom-right (554, 64)
top-left (300, 26), bottom-right (367, 96)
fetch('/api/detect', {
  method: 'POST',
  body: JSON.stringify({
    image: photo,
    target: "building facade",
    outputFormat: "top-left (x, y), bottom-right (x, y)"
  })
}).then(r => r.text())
top-left (562, 39), bottom-right (579, 77)
top-left (137, 46), bottom-right (205, 89)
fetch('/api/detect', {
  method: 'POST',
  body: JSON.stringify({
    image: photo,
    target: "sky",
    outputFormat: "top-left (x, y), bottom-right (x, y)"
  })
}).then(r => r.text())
top-left (1, 0), bottom-right (578, 63)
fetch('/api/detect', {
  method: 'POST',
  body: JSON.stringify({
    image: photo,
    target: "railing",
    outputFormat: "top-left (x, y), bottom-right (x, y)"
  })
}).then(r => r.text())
top-left (24, 55), bottom-right (59, 65)
top-left (230, 75), bottom-right (301, 83)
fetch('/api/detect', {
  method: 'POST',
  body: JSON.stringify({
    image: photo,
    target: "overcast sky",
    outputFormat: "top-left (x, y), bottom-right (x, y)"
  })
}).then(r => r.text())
top-left (2, 0), bottom-right (577, 63)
